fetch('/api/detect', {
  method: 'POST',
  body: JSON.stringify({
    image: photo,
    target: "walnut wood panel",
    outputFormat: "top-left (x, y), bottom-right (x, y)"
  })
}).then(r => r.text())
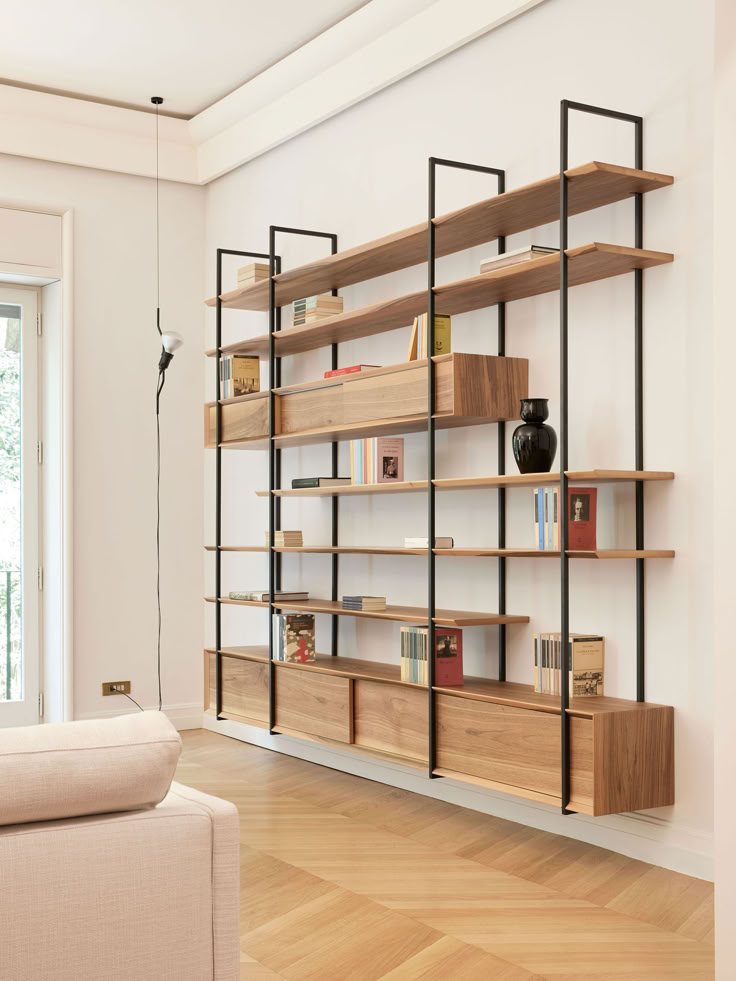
top-left (206, 243), bottom-right (672, 359)
top-left (435, 693), bottom-right (593, 810)
top-left (204, 162), bottom-right (673, 310)
top-left (204, 652), bottom-right (269, 724)
top-left (254, 469), bottom-right (674, 496)
top-left (205, 353), bottom-right (527, 448)
top-left (274, 665), bottom-right (353, 743)
top-left (353, 680), bottom-right (429, 762)
top-left (205, 595), bottom-right (528, 627)
top-left (204, 393), bottom-right (276, 447)
top-left (432, 768), bottom-right (593, 814)
top-left (433, 676), bottom-right (670, 717)
top-left (592, 705), bottom-right (674, 813)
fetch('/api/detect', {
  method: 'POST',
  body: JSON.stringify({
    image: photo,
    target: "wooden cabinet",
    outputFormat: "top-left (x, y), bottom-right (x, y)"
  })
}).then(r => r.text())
top-left (274, 666), bottom-right (353, 743)
top-left (353, 681), bottom-right (428, 762)
top-left (435, 692), bottom-right (673, 816)
top-left (204, 353), bottom-right (528, 448)
top-left (204, 652), bottom-right (269, 726)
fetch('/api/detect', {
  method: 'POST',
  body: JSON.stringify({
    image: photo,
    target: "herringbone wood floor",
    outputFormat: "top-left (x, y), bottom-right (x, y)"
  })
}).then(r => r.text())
top-left (177, 729), bottom-right (714, 981)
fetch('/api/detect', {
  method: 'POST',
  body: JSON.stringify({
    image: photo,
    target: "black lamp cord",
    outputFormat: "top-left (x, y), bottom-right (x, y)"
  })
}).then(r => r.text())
top-left (154, 96), bottom-right (163, 713)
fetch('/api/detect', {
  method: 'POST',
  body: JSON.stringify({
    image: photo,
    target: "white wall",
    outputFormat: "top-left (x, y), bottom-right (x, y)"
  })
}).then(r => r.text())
top-left (205, 0), bottom-right (715, 875)
top-left (0, 154), bottom-right (206, 726)
top-left (713, 0), bottom-right (735, 972)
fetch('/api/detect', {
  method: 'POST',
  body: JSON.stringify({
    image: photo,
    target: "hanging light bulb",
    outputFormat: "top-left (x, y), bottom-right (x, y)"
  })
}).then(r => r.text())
top-left (159, 331), bottom-right (183, 371)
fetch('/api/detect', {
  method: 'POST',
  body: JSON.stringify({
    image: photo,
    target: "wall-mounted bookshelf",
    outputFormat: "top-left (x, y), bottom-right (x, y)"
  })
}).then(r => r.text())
top-left (204, 99), bottom-right (675, 817)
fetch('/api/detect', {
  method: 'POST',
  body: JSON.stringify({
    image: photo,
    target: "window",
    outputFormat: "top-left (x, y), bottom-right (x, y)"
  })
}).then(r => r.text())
top-left (0, 288), bottom-right (39, 725)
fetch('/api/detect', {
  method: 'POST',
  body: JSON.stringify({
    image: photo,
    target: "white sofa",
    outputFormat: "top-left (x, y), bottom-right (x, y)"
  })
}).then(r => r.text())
top-left (0, 712), bottom-right (239, 981)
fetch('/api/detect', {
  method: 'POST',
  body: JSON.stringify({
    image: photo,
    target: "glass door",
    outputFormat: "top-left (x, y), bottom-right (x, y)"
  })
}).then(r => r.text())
top-left (0, 288), bottom-right (39, 726)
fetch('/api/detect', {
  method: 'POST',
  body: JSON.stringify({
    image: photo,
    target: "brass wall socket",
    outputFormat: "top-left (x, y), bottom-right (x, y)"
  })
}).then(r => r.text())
top-left (102, 681), bottom-right (131, 696)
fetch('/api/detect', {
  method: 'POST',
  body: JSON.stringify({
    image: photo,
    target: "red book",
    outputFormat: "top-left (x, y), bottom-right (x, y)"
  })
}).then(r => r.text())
top-left (567, 487), bottom-right (597, 550)
top-left (324, 364), bottom-right (380, 378)
top-left (434, 628), bottom-right (463, 686)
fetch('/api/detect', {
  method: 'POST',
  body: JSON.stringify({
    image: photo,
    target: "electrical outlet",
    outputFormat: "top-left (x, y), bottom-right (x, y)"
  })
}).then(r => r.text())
top-left (102, 681), bottom-right (131, 696)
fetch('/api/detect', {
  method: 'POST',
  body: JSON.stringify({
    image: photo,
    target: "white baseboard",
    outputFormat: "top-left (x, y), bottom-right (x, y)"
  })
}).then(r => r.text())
top-left (75, 703), bottom-right (204, 731)
top-left (203, 715), bottom-right (713, 882)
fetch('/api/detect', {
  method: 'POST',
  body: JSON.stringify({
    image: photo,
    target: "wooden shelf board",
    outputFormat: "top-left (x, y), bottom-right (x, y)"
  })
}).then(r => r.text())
top-left (205, 162), bottom-right (673, 311)
top-left (433, 676), bottom-right (668, 718)
top-left (204, 596), bottom-right (528, 627)
top-left (205, 545), bottom-right (673, 558)
top-left (432, 767), bottom-right (593, 815)
top-left (207, 243), bottom-right (673, 359)
top-left (255, 470), bottom-right (674, 496)
top-left (204, 645), bottom-right (269, 662)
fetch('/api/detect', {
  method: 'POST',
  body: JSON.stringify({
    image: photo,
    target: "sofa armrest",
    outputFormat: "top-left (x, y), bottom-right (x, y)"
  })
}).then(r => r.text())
top-left (166, 782), bottom-right (240, 981)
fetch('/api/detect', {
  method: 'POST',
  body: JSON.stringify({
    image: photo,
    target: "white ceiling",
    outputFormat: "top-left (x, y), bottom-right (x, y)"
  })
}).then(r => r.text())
top-left (1, 0), bottom-right (369, 116)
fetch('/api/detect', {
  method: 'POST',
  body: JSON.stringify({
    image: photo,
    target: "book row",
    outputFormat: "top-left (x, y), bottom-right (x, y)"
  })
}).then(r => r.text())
top-left (400, 626), bottom-right (463, 686)
top-left (533, 486), bottom-right (598, 551)
top-left (350, 437), bottom-right (404, 484)
top-left (533, 632), bottom-right (604, 696)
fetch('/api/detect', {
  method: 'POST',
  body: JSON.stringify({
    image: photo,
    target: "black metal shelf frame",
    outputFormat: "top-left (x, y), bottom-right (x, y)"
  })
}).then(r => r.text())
top-left (559, 99), bottom-right (644, 814)
top-left (267, 226), bottom-right (339, 734)
top-left (426, 158), bottom-right (506, 776)
top-left (210, 98), bottom-right (650, 815)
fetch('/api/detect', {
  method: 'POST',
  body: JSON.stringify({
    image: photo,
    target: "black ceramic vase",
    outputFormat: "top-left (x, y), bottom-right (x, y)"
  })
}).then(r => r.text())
top-left (512, 398), bottom-right (557, 473)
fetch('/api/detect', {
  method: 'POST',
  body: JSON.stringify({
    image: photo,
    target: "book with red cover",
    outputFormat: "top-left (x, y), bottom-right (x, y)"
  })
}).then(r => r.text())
top-left (324, 364), bottom-right (380, 378)
top-left (434, 627), bottom-right (463, 686)
top-left (567, 487), bottom-right (597, 550)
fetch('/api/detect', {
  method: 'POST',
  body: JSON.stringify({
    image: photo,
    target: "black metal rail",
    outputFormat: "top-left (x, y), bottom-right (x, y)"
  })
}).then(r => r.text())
top-left (426, 158), bottom-right (506, 776)
top-left (267, 227), bottom-right (338, 732)
top-left (214, 248), bottom-right (272, 719)
top-left (559, 100), bottom-right (644, 813)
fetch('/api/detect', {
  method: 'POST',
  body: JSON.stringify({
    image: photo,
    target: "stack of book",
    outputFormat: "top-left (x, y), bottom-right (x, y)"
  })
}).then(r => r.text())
top-left (273, 613), bottom-right (316, 663)
top-left (265, 530), bottom-right (303, 547)
top-left (341, 596), bottom-right (386, 612)
top-left (400, 626), bottom-right (463, 685)
top-left (291, 477), bottom-right (351, 489)
top-left (350, 437), bottom-right (404, 484)
top-left (237, 263), bottom-right (270, 287)
top-left (405, 537), bottom-right (454, 549)
top-left (480, 245), bottom-right (559, 274)
top-left (324, 364), bottom-right (379, 378)
top-left (228, 590), bottom-right (309, 602)
top-left (533, 488), bottom-right (559, 550)
top-left (292, 294), bottom-right (343, 325)
top-left (533, 633), bottom-right (604, 696)
top-left (408, 313), bottom-right (452, 359)
top-left (219, 354), bottom-right (260, 399)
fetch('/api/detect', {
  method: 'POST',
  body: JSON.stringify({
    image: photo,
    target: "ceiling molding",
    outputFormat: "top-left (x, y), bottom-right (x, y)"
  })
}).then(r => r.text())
top-left (0, 0), bottom-right (546, 186)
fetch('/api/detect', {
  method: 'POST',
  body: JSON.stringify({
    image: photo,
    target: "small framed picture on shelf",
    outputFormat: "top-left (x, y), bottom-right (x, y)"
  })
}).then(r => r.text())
top-left (567, 487), bottom-right (597, 550)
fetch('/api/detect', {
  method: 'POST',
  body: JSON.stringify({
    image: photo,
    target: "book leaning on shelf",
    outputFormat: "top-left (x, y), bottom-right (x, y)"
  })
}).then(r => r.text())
top-left (407, 313), bottom-right (451, 360)
top-left (533, 633), bottom-right (604, 696)
top-left (533, 487), bottom-right (559, 550)
top-left (273, 613), bottom-right (315, 663)
top-left (350, 437), bottom-right (404, 484)
top-left (219, 354), bottom-right (260, 399)
top-left (400, 626), bottom-right (463, 686)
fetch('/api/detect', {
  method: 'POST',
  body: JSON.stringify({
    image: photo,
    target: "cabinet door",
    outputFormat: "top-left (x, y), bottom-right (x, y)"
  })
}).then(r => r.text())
top-left (354, 681), bottom-right (428, 762)
top-left (435, 694), bottom-right (593, 809)
top-left (205, 653), bottom-right (269, 725)
top-left (275, 666), bottom-right (353, 743)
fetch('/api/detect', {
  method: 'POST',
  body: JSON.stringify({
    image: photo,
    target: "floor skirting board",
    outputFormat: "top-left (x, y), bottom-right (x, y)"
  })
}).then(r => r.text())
top-left (203, 713), bottom-right (713, 882)
top-left (74, 703), bottom-right (204, 731)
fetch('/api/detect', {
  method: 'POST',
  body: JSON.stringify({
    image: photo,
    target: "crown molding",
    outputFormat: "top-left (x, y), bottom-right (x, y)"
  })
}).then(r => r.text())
top-left (0, 0), bottom-right (545, 186)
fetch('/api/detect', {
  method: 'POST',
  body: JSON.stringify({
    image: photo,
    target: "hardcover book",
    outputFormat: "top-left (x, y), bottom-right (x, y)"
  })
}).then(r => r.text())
top-left (237, 262), bottom-right (269, 285)
top-left (228, 590), bottom-right (309, 602)
top-left (568, 487), bottom-right (598, 550)
top-left (324, 364), bottom-right (380, 378)
top-left (273, 613), bottom-right (315, 663)
top-left (291, 477), bottom-right (351, 488)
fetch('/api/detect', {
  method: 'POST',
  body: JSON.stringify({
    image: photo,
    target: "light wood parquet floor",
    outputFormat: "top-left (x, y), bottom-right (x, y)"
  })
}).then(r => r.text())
top-left (177, 729), bottom-right (714, 981)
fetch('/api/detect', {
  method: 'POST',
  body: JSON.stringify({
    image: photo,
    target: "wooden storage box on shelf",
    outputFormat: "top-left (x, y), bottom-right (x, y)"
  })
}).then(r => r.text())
top-left (353, 680), bottom-right (428, 762)
top-left (204, 353), bottom-right (528, 448)
top-left (274, 665), bottom-right (353, 743)
top-left (434, 689), bottom-right (674, 816)
top-left (204, 649), bottom-right (269, 727)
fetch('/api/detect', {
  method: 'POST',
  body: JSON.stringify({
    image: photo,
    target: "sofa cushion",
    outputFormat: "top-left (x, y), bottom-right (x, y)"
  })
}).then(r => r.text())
top-left (0, 711), bottom-right (182, 826)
